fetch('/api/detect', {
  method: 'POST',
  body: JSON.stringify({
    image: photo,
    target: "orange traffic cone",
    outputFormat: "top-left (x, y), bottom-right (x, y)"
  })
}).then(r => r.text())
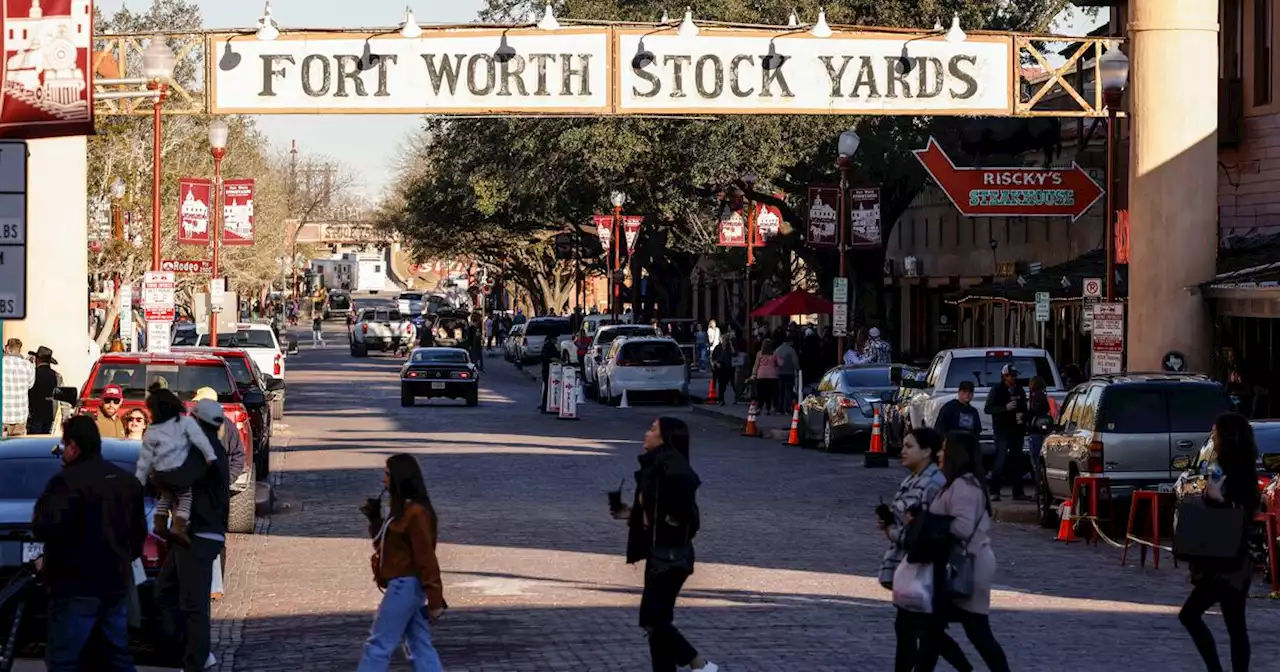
top-left (863, 407), bottom-right (890, 468)
top-left (741, 401), bottom-right (761, 437)
top-left (1055, 500), bottom-right (1079, 543)
top-left (704, 377), bottom-right (718, 404)
top-left (783, 403), bottom-right (802, 446)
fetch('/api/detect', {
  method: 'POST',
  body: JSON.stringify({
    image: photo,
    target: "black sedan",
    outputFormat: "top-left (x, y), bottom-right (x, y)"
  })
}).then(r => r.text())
top-left (401, 347), bottom-right (479, 407)
top-left (0, 437), bottom-right (175, 665)
top-left (798, 364), bottom-right (903, 452)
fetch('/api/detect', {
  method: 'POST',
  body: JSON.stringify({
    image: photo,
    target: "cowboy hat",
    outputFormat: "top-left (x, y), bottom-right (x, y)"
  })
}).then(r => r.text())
top-left (28, 346), bottom-right (57, 365)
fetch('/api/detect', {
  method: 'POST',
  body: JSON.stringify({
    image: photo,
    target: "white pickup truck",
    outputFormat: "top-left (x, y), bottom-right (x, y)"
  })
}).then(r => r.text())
top-left (895, 347), bottom-right (1070, 455)
top-left (351, 307), bottom-right (414, 357)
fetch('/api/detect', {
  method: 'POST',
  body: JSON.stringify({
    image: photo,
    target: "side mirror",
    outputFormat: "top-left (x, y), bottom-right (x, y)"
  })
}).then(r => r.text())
top-left (241, 390), bottom-right (267, 406)
top-left (264, 377), bottom-right (286, 392)
top-left (54, 386), bottom-right (79, 405)
top-left (1172, 455), bottom-right (1193, 471)
top-left (1262, 453), bottom-right (1280, 474)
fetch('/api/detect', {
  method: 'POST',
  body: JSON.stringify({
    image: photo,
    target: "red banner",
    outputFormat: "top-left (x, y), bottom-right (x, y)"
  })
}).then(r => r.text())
top-left (806, 186), bottom-right (839, 248)
top-left (849, 186), bottom-right (882, 248)
top-left (754, 201), bottom-right (782, 245)
top-left (592, 214), bottom-right (613, 251)
top-left (623, 215), bottom-right (643, 255)
top-left (221, 178), bottom-right (254, 245)
top-left (718, 211), bottom-right (747, 247)
top-left (0, 0), bottom-right (94, 139)
top-left (1115, 209), bottom-right (1129, 264)
top-left (177, 178), bottom-right (212, 245)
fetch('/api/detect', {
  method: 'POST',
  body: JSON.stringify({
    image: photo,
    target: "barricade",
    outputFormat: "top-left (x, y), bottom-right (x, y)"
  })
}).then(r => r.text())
top-left (546, 363), bottom-right (563, 414)
top-left (558, 367), bottom-right (579, 420)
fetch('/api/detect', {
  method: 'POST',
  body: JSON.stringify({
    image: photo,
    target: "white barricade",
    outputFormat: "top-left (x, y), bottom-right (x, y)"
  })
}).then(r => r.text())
top-left (559, 367), bottom-right (579, 420)
top-left (547, 363), bottom-right (563, 414)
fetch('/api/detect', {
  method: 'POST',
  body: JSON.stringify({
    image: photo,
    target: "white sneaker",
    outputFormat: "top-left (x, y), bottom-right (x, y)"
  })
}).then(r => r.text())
top-left (204, 652), bottom-right (217, 669)
top-left (691, 663), bottom-right (718, 672)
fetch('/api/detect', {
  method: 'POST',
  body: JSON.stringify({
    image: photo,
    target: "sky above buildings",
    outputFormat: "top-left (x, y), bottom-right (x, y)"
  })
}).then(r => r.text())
top-left (97, 1), bottom-right (1105, 199)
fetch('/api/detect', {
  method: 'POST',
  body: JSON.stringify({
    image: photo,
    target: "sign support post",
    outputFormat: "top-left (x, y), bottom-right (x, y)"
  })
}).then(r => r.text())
top-left (1034, 292), bottom-right (1049, 347)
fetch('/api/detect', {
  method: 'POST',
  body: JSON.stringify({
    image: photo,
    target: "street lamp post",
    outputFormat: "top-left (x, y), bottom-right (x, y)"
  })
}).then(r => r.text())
top-left (141, 36), bottom-right (176, 272)
top-left (110, 177), bottom-right (126, 241)
top-left (609, 190), bottom-right (626, 322)
top-left (208, 119), bottom-right (230, 344)
top-left (741, 172), bottom-right (758, 363)
top-left (1100, 45), bottom-right (1130, 302)
top-left (835, 129), bottom-right (860, 364)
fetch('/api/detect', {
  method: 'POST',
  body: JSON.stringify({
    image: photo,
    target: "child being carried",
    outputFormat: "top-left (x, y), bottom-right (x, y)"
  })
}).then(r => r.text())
top-left (138, 388), bottom-right (217, 545)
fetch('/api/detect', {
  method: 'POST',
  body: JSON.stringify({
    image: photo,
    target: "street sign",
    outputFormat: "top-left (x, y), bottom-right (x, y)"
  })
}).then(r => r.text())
top-left (913, 137), bottom-right (1104, 221)
top-left (119, 284), bottom-right (133, 347)
top-left (833, 277), bottom-right (849, 304)
top-left (210, 278), bottom-right (225, 313)
top-left (1163, 351), bottom-right (1188, 373)
top-left (1090, 303), bottom-right (1124, 375)
top-left (1034, 292), bottom-right (1050, 322)
top-left (0, 140), bottom-right (27, 319)
top-left (147, 320), bottom-right (171, 355)
top-left (142, 271), bottom-right (176, 322)
top-left (833, 304), bottom-right (848, 337)
top-left (1082, 277), bottom-right (1102, 333)
top-left (161, 259), bottom-right (213, 274)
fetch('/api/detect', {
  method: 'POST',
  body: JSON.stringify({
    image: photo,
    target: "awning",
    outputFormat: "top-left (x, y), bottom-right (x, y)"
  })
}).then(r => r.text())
top-left (1200, 234), bottom-right (1280, 305)
top-left (751, 290), bottom-right (834, 317)
top-left (951, 248), bottom-right (1127, 305)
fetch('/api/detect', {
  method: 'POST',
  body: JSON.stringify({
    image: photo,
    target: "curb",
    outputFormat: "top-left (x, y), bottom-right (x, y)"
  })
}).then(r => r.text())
top-left (991, 501), bottom-right (1041, 525)
top-left (689, 405), bottom-right (790, 441)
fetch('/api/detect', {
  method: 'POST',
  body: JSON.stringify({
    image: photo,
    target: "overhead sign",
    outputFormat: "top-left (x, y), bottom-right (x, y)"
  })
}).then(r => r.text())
top-left (142, 270), bottom-right (176, 322)
top-left (0, 140), bottom-right (27, 319)
top-left (914, 137), bottom-right (1104, 220)
top-left (623, 215), bottom-right (643, 255)
top-left (161, 259), bottom-right (213, 274)
top-left (592, 214), bottom-right (613, 250)
top-left (177, 178), bottom-right (212, 245)
top-left (1081, 277), bottom-right (1101, 333)
top-left (1090, 303), bottom-right (1124, 375)
top-left (1034, 292), bottom-right (1050, 323)
top-left (0, 1), bottom-right (94, 139)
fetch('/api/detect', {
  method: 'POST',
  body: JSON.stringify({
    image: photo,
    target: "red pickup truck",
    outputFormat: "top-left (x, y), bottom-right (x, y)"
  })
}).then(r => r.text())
top-left (74, 352), bottom-right (260, 534)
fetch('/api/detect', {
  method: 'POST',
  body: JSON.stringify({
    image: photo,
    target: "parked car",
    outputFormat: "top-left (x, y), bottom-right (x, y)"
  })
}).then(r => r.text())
top-left (172, 346), bottom-right (284, 480)
top-left (351, 307), bottom-right (413, 357)
top-left (75, 352), bottom-right (259, 534)
top-left (0, 438), bottom-right (177, 667)
top-left (1037, 373), bottom-right (1231, 528)
top-left (504, 323), bottom-right (526, 362)
top-left (597, 336), bottom-right (689, 406)
top-left (400, 347), bottom-right (479, 407)
top-left (323, 290), bottom-right (353, 321)
top-left (197, 322), bottom-right (288, 418)
top-left (582, 324), bottom-right (660, 394)
top-left (799, 364), bottom-right (904, 452)
top-left (519, 317), bottom-right (573, 363)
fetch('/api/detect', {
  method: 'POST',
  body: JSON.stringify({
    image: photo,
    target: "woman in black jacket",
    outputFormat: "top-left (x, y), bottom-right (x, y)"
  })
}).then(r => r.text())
top-left (1178, 412), bottom-right (1260, 672)
top-left (612, 417), bottom-right (719, 672)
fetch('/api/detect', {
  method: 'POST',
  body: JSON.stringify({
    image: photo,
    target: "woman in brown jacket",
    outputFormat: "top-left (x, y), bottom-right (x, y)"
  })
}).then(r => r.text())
top-left (357, 454), bottom-right (446, 672)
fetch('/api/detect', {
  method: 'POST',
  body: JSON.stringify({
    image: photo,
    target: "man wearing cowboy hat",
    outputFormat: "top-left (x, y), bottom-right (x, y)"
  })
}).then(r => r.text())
top-left (27, 346), bottom-right (62, 435)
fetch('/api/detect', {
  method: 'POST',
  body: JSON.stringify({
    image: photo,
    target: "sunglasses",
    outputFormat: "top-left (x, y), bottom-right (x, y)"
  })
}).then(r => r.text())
top-left (103, 399), bottom-right (121, 405)
top-left (127, 416), bottom-right (146, 423)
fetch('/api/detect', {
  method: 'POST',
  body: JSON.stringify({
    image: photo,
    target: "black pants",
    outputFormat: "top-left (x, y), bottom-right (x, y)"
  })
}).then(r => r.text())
top-left (156, 535), bottom-right (222, 672)
top-left (1179, 579), bottom-right (1250, 672)
top-left (639, 565), bottom-right (698, 672)
top-left (990, 430), bottom-right (1027, 498)
top-left (755, 378), bottom-right (778, 413)
top-left (917, 606), bottom-right (1010, 672)
top-left (27, 419), bottom-right (53, 435)
top-left (894, 608), bottom-right (972, 672)
top-left (714, 371), bottom-right (733, 404)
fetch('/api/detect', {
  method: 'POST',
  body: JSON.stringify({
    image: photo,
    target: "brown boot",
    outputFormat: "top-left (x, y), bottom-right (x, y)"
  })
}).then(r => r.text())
top-left (169, 516), bottom-right (191, 546)
top-left (152, 513), bottom-right (170, 539)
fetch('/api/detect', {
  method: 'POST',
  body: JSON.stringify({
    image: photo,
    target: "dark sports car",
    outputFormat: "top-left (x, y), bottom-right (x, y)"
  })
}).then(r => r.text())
top-left (400, 347), bottom-right (479, 407)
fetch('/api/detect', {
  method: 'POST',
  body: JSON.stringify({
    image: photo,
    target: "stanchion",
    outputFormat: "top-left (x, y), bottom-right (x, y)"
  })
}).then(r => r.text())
top-left (546, 363), bottom-right (563, 415)
top-left (558, 367), bottom-right (579, 420)
top-left (741, 401), bottom-right (761, 437)
top-left (863, 407), bottom-right (889, 467)
top-left (782, 404), bottom-right (802, 446)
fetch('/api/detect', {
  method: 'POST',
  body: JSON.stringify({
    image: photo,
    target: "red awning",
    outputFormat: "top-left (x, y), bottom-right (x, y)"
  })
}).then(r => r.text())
top-left (750, 290), bottom-right (834, 317)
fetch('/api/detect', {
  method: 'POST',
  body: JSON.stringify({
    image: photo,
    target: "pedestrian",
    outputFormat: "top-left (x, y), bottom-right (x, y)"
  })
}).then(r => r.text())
top-left (865, 327), bottom-right (892, 364)
top-left (192, 389), bottom-right (245, 612)
top-left (539, 335), bottom-right (559, 411)
top-left (2, 337), bottom-right (35, 437)
top-left (312, 312), bottom-right (326, 347)
top-left (122, 408), bottom-right (148, 440)
top-left (139, 388), bottom-right (217, 544)
top-left (95, 383), bottom-right (128, 439)
top-left (513, 308), bottom-right (527, 326)
top-left (356, 453), bottom-right (446, 672)
top-left (879, 427), bottom-right (971, 672)
top-left (705, 319), bottom-right (721, 353)
top-left (27, 346), bottom-right (62, 435)
top-left (773, 336), bottom-right (799, 413)
top-left (1178, 412), bottom-right (1259, 672)
top-left (1024, 376), bottom-right (1053, 483)
top-left (611, 418), bottom-right (718, 672)
top-left (934, 381), bottom-right (982, 437)
top-left (33, 416), bottom-right (146, 672)
top-left (711, 339), bottom-right (735, 406)
top-left (155, 397), bottom-right (232, 672)
top-left (752, 339), bottom-right (780, 415)
top-left (983, 364), bottom-right (1028, 502)
top-left (844, 328), bottom-right (869, 366)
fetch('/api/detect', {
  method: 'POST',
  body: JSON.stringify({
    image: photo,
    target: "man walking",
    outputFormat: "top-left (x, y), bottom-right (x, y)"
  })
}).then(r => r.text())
top-left (311, 312), bottom-right (326, 348)
top-left (2, 337), bottom-right (35, 437)
top-left (984, 364), bottom-right (1028, 502)
top-left (28, 346), bottom-right (62, 435)
top-left (33, 416), bottom-right (146, 672)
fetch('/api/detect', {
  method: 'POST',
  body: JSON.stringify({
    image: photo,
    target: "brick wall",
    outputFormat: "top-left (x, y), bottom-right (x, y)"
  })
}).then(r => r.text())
top-left (1219, 112), bottom-right (1280, 237)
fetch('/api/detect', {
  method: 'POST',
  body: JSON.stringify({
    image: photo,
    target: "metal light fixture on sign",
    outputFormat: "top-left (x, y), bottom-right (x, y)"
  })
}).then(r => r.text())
top-left (632, 39), bottom-right (656, 69)
top-left (218, 41), bottom-right (242, 71)
top-left (810, 8), bottom-right (832, 38)
top-left (788, 10), bottom-right (799, 27)
top-left (762, 42), bottom-right (784, 71)
top-left (400, 7), bottom-right (423, 39)
top-left (678, 8), bottom-right (699, 38)
top-left (933, 18), bottom-right (943, 32)
top-left (895, 45), bottom-right (913, 75)
top-left (256, 1), bottom-right (280, 41)
top-left (141, 35), bottom-right (176, 81)
top-left (838, 129), bottom-right (860, 158)
top-left (610, 191), bottom-right (627, 208)
top-left (537, 3), bottom-right (561, 31)
top-left (1060, 276), bottom-right (1071, 289)
top-left (660, 10), bottom-right (670, 24)
top-left (111, 177), bottom-right (126, 200)
top-left (494, 34), bottom-right (517, 64)
top-left (208, 119), bottom-right (230, 150)
top-left (1099, 44), bottom-right (1130, 95)
top-left (945, 14), bottom-right (967, 43)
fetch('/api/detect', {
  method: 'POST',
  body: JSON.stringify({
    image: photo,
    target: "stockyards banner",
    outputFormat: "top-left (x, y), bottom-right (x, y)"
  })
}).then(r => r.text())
top-left (208, 27), bottom-right (1012, 116)
top-left (754, 201), bottom-right (782, 244)
top-left (718, 211), bottom-right (747, 247)
top-left (221, 178), bottom-right (254, 245)
top-left (849, 187), bottom-right (882, 248)
top-left (623, 215), bottom-right (643, 255)
top-left (593, 214), bottom-right (613, 250)
top-left (806, 186), bottom-right (839, 248)
top-left (0, 0), bottom-right (94, 138)
top-left (177, 178), bottom-right (212, 245)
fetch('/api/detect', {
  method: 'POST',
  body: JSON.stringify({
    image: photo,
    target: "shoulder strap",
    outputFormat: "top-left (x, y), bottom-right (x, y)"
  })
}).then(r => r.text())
top-left (963, 477), bottom-right (985, 548)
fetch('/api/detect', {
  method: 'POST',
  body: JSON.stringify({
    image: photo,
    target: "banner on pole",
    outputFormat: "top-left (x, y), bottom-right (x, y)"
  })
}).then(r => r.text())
top-left (754, 202), bottom-right (782, 244)
top-left (849, 187), bottom-right (882, 248)
top-left (177, 178), bottom-right (212, 245)
top-left (221, 178), bottom-right (254, 245)
top-left (806, 186), bottom-right (839, 248)
top-left (623, 215), bottom-right (643, 255)
top-left (593, 214), bottom-right (613, 251)
top-left (717, 211), bottom-right (747, 247)
top-left (0, 0), bottom-right (94, 139)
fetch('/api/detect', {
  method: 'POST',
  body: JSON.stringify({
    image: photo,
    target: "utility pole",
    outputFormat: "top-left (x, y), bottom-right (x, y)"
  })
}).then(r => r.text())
top-left (289, 140), bottom-right (299, 300)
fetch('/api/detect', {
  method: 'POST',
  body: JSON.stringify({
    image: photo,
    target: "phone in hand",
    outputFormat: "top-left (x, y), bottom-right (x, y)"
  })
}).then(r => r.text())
top-left (875, 496), bottom-right (894, 525)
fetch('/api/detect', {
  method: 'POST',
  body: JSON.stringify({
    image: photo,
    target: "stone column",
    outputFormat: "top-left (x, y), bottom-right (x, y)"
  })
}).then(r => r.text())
top-left (8, 136), bottom-right (91, 389)
top-left (1126, 0), bottom-right (1219, 371)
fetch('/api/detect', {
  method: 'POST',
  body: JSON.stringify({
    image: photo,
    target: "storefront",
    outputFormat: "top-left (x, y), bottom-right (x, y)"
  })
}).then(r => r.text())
top-left (1205, 258), bottom-right (1280, 419)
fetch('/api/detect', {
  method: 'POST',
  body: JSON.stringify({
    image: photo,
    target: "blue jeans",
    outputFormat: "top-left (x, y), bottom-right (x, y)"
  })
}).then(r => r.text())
top-left (357, 577), bottom-right (443, 672)
top-left (1026, 434), bottom-right (1046, 474)
top-left (46, 594), bottom-right (136, 672)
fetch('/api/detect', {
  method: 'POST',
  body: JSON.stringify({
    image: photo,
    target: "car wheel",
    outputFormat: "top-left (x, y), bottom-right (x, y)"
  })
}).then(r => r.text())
top-left (821, 416), bottom-right (834, 452)
top-left (400, 386), bottom-right (414, 407)
top-left (228, 460), bottom-right (256, 535)
top-left (466, 390), bottom-right (479, 407)
top-left (607, 384), bottom-right (620, 407)
top-left (1036, 466), bottom-right (1057, 529)
top-left (255, 438), bottom-right (270, 481)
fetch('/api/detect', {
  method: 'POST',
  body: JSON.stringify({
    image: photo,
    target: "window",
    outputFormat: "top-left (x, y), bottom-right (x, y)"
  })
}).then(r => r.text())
top-left (526, 319), bottom-right (571, 336)
top-left (199, 329), bottom-right (278, 349)
top-left (1167, 384), bottom-right (1231, 432)
top-left (1058, 390), bottom-right (1081, 431)
top-left (411, 349), bottom-right (470, 364)
top-left (818, 370), bottom-right (840, 392)
top-left (923, 218), bottom-right (930, 249)
top-left (598, 326), bottom-right (657, 345)
top-left (1225, 0), bottom-right (1244, 78)
top-left (619, 341), bottom-right (684, 366)
top-left (224, 357), bottom-right (256, 386)
top-left (942, 356), bottom-right (1055, 388)
top-left (89, 363), bottom-right (236, 402)
top-left (1077, 385), bottom-right (1103, 431)
top-left (0, 458), bottom-right (134, 499)
top-left (1255, 0), bottom-right (1273, 105)
top-left (1097, 386), bottom-right (1168, 433)
top-left (841, 367), bottom-right (893, 388)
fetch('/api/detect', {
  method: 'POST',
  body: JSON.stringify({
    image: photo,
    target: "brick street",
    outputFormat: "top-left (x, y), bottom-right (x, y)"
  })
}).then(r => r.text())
top-left (204, 324), bottom-right (1280, 671)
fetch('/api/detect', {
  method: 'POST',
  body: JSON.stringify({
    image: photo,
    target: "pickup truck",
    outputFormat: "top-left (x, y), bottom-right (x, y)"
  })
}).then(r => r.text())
top-left (351, 307), bottom-right (414, 357)
top-left (893, 347), bottom-right (1070, 456)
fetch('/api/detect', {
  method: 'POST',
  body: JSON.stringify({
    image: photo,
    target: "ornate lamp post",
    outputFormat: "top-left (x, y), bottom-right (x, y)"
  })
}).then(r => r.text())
top-left (1100, 45), bottom-right (1130, 302)
top-left (208, 119), bottom-right (230, 343)
top-left (609, 190), bottom-right (626, 321)
top-left (141, 36), bottom-right (176, 271)
top-left (835, 129), bottom-right (860, 362)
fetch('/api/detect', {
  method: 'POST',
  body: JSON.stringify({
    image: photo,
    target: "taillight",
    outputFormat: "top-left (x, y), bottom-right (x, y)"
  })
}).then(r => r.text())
top-left (362, 324), bottom-right (368, 334)
top-left (406, 370), bottom-right (422, 378)
top-left (1087, 440), bottom-right (1105, 473)
top-left (837, 397), bottom-right (859, 408)
top-left (142, 534), bottom-right (164, 569)
top-left (452, 371), bottom-right (471, 379)
top-left (273, 353), bottom-right (282, 376)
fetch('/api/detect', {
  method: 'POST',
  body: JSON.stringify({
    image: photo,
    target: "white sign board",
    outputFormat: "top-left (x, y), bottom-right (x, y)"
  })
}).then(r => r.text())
top-left (1034, 292), bottom-right (1050, 322)
top-left (142, 271), bottom-right (176, 322)
top-left (119, 284), bottom-right (133, 347)
top-left (1081, 277), bottom-right (1101, 334)
top-left (1090, 303), bottom-right (1124, 375)
top-left (210, 278), bottom-right (225, 313)
top-left (833, 277), bottom-right (849, 304)
top-left (0, 140), bottom-right (27, 319)
top-left (147, 320), bottom-right (172, 355)
top-left (833, 304), bottom-right (848, 337)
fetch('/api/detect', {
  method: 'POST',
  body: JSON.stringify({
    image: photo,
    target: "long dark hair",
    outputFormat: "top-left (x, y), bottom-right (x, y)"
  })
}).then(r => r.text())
top-left (386, 454), bottom-right (439, 532)
top-left (942, 431), bottom-right (989, 507)
top-left (146, 389), bottom-right (184, 425)
top-left (656, 416), bottom-right (690, 460)
top-left (1212, 412), bottom-right (1261, 514)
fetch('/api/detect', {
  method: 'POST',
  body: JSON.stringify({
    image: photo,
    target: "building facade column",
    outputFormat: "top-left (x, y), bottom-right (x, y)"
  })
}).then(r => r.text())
top-left (1127, 0), bottom-right (1219, 371)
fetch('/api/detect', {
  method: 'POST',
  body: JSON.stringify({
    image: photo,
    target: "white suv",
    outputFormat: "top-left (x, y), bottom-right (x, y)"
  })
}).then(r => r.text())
top-left (597, 336), bottom-right (689, 406)
top-left (582, 324), bottom-right (659, 394)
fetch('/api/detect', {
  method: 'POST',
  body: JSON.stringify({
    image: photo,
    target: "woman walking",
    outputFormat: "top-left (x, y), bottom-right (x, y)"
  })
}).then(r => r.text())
top-left (711, 339), bottom-right (735, 406)
top-left (357, 454), bottom-right (446, 672)
top-left (612, 418), bottom-right (719, 672)
top-left (1178, 412), bottom-right (1259, 672)
top-left (752, 339), bottom-right (781, 414)
top-left (916, 431), bottom-right (1010, 672)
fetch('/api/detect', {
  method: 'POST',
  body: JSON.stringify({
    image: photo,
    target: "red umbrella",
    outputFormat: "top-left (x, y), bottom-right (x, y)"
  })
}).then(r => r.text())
top-left (750, 290), bottom-right (834, 317)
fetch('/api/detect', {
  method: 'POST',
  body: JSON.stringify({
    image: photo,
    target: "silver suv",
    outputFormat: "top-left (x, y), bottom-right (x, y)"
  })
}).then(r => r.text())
top-left (1036, 373), bottom-right (1231, 528)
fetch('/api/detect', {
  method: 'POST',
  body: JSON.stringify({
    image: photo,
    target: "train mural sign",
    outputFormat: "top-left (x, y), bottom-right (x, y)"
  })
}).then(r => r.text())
top-left (0, 0), bottom-right (93, 138)
top-left (914, 137), bottom-right (1104, 221)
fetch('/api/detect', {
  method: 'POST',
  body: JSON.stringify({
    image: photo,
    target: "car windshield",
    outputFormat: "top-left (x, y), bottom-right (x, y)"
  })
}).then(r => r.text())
top-left (400, 293), bottom-right (423, 301)
top-left (620, 341), bottom-right (684, 365)
top-left (842, 367), bottom-right (894, 388)
top-left (364, 310), bottom-right (404, 322)
top-left (411, 350), bottom-right (469, 364)
top-left (943, 356), bottom-right (1055, 388)
top-left (0, 458), bottom-right (135, 500)
top-left (526, 320), bottom-right (571, 337)
top-left (198, 329), bottom-right (277, 349)
top-left (171, 329), bottom-right (198, 346)
top-left (328, 294), bottom-right (351, 309)
top-left (599, 326), bottom-right (658, 345)
top-left (89, 363), bottom-right (236, 402)
top-left (223, 357), bottom-right (255, 386)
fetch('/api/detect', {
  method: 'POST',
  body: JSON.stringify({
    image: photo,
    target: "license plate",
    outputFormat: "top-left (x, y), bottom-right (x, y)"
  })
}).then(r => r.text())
top-left (22, 542), bottom-right (43, 563)
top-left (431, 382), bottom-right (446, 389)
top-left (645, 367), bottom-right (658, 374)
top-left (1157, 482), bottom-right (1174, 493)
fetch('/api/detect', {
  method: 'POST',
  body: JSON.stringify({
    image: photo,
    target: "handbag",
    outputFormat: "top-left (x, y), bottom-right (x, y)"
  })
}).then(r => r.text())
top-left (891, 558), bottom-right (934, 614)
top-left (944, 493), bottom-right (986, 599)
top-left (904, 510), bottom-right (955, 564)
top-left (647, 484), bottom-right (694, 576)
top-left (1174, 497), bottom-right (1248, 561)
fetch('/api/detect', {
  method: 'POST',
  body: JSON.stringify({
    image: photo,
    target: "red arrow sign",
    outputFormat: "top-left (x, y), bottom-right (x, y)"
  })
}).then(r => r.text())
top-left (913, 137), bottom-right (1103, 221)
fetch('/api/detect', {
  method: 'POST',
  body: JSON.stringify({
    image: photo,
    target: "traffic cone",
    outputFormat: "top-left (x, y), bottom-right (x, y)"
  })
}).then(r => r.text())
top-left (1055, 500), bottom-right (1079, 543)
top-left (741, 401), bottom-right (761, 437)
top-left (863, 407), bottom-right (890, 468)
top-left (704, 377), bottom-right (718, 404)
top-left (619, 388), bottom-right (630, 409)
top-left (782, 403), bottom-right (802, 446)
